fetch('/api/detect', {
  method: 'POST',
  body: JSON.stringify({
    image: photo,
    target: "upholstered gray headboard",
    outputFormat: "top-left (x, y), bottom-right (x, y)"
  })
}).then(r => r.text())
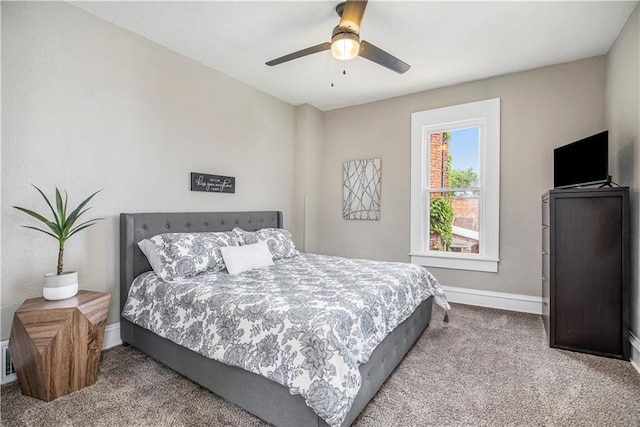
top-left (119, 211), bottom-right (283, 311)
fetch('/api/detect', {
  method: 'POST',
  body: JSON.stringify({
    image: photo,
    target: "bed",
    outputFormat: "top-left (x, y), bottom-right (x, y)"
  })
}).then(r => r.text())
top-left (120, 211), bottom-right (447, 427)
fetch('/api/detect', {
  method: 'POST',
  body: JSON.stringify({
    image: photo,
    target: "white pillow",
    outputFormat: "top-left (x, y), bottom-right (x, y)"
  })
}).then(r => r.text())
top-left (219, 241), bottom-right (274, 276)
top-left (137, 239), bottom-right (164, 277)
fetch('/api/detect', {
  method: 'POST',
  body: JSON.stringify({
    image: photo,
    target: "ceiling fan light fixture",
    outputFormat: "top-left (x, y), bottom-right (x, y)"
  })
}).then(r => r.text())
top-left (266, 1), bottom-right (410, 73)
top-left (331, 31), bottom-right (360, 61)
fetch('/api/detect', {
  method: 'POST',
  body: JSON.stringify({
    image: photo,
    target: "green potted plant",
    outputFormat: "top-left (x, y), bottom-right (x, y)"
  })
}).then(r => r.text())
top-left (13, 186), bottom-right (102, 300)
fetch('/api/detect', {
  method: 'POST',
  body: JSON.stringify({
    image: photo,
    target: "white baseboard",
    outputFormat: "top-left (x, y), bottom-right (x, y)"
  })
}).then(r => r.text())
top-left (442, 285), bottom-right (543, 314)
top-left (1, 322), bottom-right (121, 385)
top-left (630, 332), bottom-right (640, 375)
top-left (102, 322), bottom-right (122, 350)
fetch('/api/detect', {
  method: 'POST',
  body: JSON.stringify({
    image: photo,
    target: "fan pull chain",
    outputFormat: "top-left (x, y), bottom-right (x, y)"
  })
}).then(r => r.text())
top-left (330, 57), bottom-right (348, 87)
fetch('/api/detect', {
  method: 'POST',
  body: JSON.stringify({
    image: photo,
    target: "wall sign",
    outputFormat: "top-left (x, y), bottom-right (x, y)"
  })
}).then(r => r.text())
top-left (190, 172), bottom-right (235, 194)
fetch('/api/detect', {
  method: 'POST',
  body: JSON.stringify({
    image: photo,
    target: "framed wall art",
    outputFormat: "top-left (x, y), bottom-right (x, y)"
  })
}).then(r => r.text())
top-left (343, 158), bottom-right (381, 220)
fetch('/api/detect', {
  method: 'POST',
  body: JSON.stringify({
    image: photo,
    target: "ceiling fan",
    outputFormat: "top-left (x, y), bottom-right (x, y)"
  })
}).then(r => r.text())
top-left (265, 0), bottom-right (410, 74)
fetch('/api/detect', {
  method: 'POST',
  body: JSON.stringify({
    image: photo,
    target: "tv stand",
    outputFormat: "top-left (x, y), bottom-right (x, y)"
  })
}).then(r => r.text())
top-left (598, 175), bottom-right (620, 188)
top-left (542, 187), bottom-right (630, 359)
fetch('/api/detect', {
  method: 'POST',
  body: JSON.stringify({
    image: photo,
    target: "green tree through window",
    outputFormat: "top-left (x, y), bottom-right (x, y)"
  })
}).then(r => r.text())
top-left (449, 167), bottom-right (478, 188)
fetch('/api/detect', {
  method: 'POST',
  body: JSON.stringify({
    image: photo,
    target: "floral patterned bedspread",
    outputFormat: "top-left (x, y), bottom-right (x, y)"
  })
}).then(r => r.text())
top-left (122, 253), bottom-right (449, 426)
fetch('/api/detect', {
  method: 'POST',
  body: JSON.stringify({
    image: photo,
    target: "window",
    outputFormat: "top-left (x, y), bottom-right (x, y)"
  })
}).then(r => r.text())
top-left (410, 98), bottom-right (500, 272)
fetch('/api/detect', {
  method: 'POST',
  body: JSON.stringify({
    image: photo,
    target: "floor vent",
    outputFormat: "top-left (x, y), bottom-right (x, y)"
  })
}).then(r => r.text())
top-left (1, 342), bottom-right (17, 384)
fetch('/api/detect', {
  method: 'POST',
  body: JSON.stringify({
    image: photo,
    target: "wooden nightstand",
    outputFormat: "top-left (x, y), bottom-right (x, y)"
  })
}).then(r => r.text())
top-left (8, 290), bottom-right (111, 401)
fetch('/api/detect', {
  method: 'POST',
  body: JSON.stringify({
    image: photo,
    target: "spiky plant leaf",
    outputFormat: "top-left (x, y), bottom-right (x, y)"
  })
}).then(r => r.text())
top-left (65, 190), bottom-right (101, 230)
top-left (32, 185), bottom-right (59, 225)
top-left (22, 226), bottom-right (59, 240)
top-left (14, 187), bottom-right (102, 274)
top-left (68, 222), bottom-right (99, 238)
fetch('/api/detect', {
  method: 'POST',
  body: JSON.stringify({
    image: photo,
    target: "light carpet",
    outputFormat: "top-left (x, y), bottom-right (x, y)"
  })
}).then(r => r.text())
top-left (2, 303), bottom-right (640, 426)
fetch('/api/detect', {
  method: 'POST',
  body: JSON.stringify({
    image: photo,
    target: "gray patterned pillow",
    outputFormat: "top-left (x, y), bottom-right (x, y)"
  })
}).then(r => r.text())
top-left (232, 227), bottom-right (297, 260)
top-left (143, 231), bottom-right (240, 282)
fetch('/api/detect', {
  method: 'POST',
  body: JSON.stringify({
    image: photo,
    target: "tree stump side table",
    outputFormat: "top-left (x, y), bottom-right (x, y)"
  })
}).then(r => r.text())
top-left (8, 290), bottom-right (111, 401)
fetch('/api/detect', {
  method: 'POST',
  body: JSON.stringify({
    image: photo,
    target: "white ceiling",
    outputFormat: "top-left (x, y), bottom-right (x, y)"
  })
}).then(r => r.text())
top-left (70, 1), bottom-right (638, 111)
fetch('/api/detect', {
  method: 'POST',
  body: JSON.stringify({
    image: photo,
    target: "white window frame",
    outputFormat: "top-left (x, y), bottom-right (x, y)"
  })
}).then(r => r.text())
top-left (410, 98), bottom-right (500, 272)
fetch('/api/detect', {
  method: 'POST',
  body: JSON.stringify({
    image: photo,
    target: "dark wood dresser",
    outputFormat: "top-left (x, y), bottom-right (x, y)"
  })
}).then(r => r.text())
top-left (542, 187), bottom-right (630, 359)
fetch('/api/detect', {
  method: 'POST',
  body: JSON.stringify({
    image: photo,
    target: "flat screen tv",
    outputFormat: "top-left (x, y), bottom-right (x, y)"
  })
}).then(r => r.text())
top-left (553, 131), bottom-right (609, 189)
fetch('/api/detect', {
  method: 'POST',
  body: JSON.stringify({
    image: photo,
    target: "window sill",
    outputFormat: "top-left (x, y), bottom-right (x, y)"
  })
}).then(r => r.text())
top-left (409, 253), bottom-right (499, 273)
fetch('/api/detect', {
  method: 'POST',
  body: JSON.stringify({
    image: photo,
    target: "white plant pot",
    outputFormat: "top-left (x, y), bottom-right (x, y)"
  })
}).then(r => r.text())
top-left (43, 271), bottom-right (78, 300)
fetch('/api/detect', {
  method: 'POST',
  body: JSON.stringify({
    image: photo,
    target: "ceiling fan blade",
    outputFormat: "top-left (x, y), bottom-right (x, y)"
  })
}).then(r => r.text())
top-left (359, 40), bottom-right (411, 74)
top-left (339, 0), bottom-right (368, 34)
top-left (266, 42), bottom-right (331, 66)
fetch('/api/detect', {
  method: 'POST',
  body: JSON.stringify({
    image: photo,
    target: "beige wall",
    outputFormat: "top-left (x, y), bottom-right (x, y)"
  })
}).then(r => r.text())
top-left (321, 57), bottom-right (607, 297)
top-left (1, 2), bottom-right (295, 339)
top-left (293, 104), bottom-right (323, 253)
top-left (606, 3), bottom-right (639, 361)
